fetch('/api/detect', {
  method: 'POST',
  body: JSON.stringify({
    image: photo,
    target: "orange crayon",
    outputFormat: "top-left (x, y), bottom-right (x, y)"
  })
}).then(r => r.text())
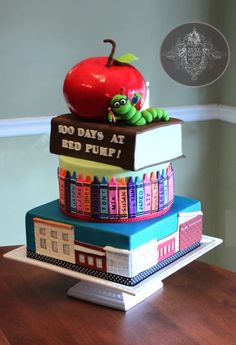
top-left (118, 177), bottom-right (128, 218)
top-left (151, 171), bottom-right (158, 213)
top-left (83, 176), bottom-right (92, 216)
top-left (58, 168), bottom-right (67, 209)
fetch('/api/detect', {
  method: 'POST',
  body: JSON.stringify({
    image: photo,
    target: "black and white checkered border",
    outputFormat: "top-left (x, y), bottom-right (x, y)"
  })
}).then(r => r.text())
top-left (27, 242), bottom-right (200, 286)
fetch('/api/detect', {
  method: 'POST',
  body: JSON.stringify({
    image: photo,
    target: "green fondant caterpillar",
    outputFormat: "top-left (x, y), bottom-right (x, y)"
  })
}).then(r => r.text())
top-left (107, 93), bottom-right (169, 126)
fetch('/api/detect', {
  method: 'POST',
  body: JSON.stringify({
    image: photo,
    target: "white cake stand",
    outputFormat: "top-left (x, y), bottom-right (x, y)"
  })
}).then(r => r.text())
top-left (4, 235), bottom-right (222, 311)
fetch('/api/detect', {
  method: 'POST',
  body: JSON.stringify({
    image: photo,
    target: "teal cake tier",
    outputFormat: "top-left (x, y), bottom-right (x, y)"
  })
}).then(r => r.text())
top-left (26, 195), bottom-right (201, 251)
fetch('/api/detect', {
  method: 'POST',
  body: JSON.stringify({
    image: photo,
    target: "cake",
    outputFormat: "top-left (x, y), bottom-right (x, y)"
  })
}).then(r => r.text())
top-left (25, 39), bottom-right (203, 288)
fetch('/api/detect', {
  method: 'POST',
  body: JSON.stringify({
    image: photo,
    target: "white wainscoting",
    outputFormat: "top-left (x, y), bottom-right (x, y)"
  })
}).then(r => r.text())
top-left (0, 104), bottom-right (236, 138)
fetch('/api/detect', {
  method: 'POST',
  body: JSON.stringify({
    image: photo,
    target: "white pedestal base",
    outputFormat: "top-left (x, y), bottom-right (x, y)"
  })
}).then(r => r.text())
top-left (68, 279), bottom-right (163, 311)
top-left (4, 235), bottom-right (223, 311)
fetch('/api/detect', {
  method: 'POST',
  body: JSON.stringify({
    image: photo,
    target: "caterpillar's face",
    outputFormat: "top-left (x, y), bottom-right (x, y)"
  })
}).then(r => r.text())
top-left (111, 94), bottom-right (131, 114)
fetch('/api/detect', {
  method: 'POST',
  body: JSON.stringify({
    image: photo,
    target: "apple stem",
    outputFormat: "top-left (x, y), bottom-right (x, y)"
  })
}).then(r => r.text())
top-left (103, 39), bottom-right (116, 67)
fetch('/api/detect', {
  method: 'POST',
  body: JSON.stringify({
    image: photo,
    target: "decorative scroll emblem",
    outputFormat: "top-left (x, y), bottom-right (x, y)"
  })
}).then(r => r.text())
top-left (161, 23), bottom-right (230, 86)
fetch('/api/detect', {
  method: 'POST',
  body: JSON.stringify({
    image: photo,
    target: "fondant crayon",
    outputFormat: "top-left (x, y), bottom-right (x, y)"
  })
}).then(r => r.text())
top-left (158, 171), bottom-right (164, 211)
top-left (135, 176), bottom-right (144, 216)
top-left (143, 173), bottom-right (151, 215)
top-left (167, 163), bottom-right (174, 203)
top-left (150, 171), bottom-right (158, 213)
top-left (83, 176), bottom-right (92, 216)
top-left (76, 174), bottom-right (83, 214)
top-left (70, 171), bottom-right (77, 213)
top-left (108, 177), bottom-right (118, 219)
top-left (162, 169), bottom-right (168, 207)
top-left (91, 176), bottom-right (100, 218)
top-left (127, 177), bottom-right (136, 218)
top-left (65, 170), bottom-right (71, 211)
top-left (118, 177), bottom-right (128, 218)
top-left (100, 176), bottom-right (109, 219)
top-left (58, 168), bottom-right (66, 209)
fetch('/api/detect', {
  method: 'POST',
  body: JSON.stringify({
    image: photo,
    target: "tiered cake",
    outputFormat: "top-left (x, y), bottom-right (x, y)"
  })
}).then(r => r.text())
top-left (25, 39), bottom-right (203, 287)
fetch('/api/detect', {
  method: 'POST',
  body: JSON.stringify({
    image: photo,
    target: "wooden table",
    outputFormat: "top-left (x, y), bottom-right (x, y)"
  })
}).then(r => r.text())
top-left (1, 246), bottom-right (236, 345)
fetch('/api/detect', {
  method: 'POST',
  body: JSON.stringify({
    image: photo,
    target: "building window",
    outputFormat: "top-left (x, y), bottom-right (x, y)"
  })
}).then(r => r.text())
top-left (87, 256), bottom-right (94, 266)
top-left (62, 232), bottom-right (69, 241)
top-left (40, 238), bottom-right (46, 249)
top-left (51, 241), bottom-right (58, 252)
top-left (63, 244), bottom-right (70, 255)
top-left (51, 230), bottom-right (57, 239)
top-left (96, 258), bottom-right (103, 269)
top-left (79, 254), bottom-right (85, 263)
top-left (39, 227), bottom-right (46, 236)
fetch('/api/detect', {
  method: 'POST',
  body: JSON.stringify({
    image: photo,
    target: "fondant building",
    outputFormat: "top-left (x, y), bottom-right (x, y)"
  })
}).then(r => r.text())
top-left (26, 196), bottom-right (202, 286)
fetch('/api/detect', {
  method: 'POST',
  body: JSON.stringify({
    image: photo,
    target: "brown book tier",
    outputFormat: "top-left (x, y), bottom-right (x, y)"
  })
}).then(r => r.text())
top-left (50, 114), bottom-right (183, 171)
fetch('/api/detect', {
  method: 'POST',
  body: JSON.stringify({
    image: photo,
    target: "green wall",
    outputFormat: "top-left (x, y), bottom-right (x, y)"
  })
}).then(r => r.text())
top-left (0, 0), bottom-right (220, 120)
top-left (216, 121), bottom-right (236, 271)
top-left (174, 121), bottom-right (219, 265)
top-left (176, 120), bottom-right (236, 272)
top-left (219, 0), bottom-right (236, 106)
top-left (0, 135), bottom-right (58, 245)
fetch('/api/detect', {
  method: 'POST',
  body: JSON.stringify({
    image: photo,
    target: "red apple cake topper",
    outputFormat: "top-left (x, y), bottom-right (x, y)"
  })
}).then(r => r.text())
top-left (63, 39), bottom-right (147, 122)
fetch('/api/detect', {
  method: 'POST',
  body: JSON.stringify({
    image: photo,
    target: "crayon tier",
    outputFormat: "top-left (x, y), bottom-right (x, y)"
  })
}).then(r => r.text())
top-left (58, 156), bottom-right (174, 222)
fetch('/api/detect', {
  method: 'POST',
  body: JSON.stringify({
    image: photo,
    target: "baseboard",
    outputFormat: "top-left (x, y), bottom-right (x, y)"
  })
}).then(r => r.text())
top-left (166, 104), bottom-right (236, 124)
top-left (0, 104), bottom-right (236, 138)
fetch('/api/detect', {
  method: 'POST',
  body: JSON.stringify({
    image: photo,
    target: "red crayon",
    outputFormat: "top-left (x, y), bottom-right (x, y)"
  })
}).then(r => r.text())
top-left (118, 177), bottom-right (128, 219)
top-left (76, 174), bottom-right (84, 215)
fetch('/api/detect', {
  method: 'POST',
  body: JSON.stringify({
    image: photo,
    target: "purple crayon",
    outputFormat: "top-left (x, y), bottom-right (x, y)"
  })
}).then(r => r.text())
top-left (157, 171), bottom-right (164, 211)
top-left (167, 163), bottom-right (174, 204)
top-left (127, 177), bottom-right (136, 218)
top-left (100, 176), bottom-right (109, 219)
top-left (143, 173), bottom-right (151, 215)
top-left (108, 177), bottom-right (118, 219)
top-left (91, 176), bottom-right (100, 218)
top-left (162, 169), bottom-right (168, 207)
top-left (135, 176), bottom-right (144, 216)
top-left (65, 170), bottom-right (71, 212)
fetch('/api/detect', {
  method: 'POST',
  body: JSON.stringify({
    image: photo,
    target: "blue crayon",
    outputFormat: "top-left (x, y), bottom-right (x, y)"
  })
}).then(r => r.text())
top-left (157, 171), bottom-right (164, 211)
top-left (65, 170), bottom-right (71, 212)
top-left (70, 171), bottom-right (77, 213)
top-left (100, 176), bottom-right (109, 219)
top-left (162, 169), bottom-right (168, 207)
top-left (91, 176), bottom-right (100, 218)
top-left (127, 177), bottom-right (136, 218)
top-left (135, 176), bottom-right (144, 216)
